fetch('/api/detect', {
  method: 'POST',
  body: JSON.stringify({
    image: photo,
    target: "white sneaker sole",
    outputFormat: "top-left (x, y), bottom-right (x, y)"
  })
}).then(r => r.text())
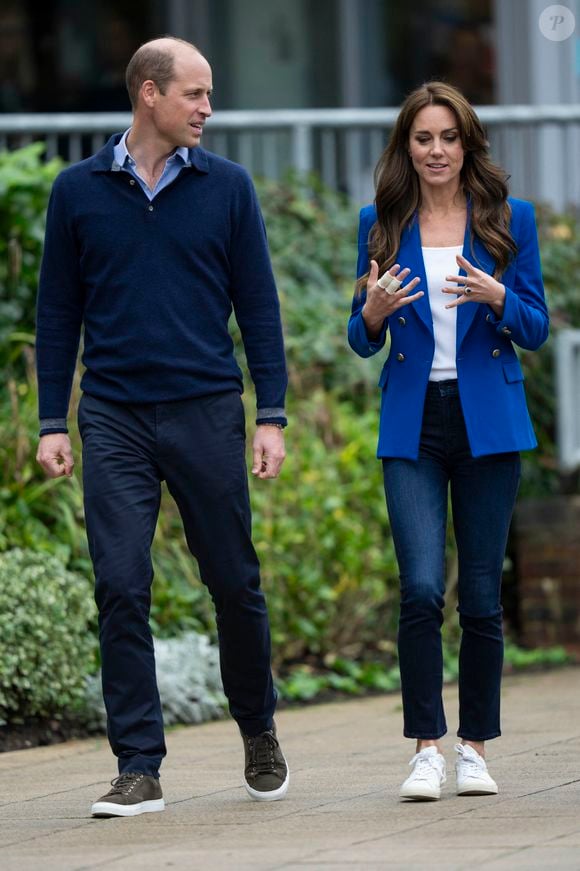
top-left (457, 782), bottom-right (498, 796)
top-left (399, 785), bottom-right (441, 801)
top-left (91, 798), bottom-right (165, 817)
top-left (245, 768), bottom-right (290, 802)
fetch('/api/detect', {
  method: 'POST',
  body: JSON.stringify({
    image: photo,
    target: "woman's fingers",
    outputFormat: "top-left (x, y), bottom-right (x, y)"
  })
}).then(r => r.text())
top-left (397, 276), bottom-right (421, 295)
top-left (368, 259), bottom-right (379, 286)
top-left (399, 289), bottom-right (424, 306)
top-left (445, 273), bottom-right (464, 285)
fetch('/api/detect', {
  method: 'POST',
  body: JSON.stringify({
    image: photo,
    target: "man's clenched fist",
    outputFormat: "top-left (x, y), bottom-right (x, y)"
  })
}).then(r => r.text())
top-left (36, 433), bottom-right (74, 478)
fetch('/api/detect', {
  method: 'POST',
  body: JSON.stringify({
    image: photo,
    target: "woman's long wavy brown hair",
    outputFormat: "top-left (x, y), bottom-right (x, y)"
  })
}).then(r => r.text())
top-left (357, 81), bottom-right (517, 293)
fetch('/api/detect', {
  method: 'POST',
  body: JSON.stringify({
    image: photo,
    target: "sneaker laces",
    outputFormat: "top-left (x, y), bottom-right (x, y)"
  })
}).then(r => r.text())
top-left (108, 772), bottom-right (144, 795)
top-left (455, 744), bottom-right (486, 774)
top-left (247, 731), bottom-right (279, 774)
top-left (408, 749), bottom-right (443, 780)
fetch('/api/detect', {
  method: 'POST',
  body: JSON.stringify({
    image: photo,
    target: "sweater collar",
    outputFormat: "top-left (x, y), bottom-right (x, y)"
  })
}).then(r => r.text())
top-left (90, 133), bottom-right (210, 175)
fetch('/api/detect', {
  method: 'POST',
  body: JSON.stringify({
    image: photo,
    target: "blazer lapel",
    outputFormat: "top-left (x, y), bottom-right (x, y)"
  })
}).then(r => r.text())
top-left (456, 215), bottom-right (496, 349)
top-left (398, 218), bottom-right (433, 336)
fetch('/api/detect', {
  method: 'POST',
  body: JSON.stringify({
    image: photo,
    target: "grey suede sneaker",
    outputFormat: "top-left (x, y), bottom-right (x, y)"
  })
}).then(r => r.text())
top-left (241, 723), bottom-right (289, 801)
top-left (91, 772), bottom-right (165, 817)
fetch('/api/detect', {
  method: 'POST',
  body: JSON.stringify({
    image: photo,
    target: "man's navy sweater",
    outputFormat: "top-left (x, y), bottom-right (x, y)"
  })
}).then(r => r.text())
top-left (36, 135), bottom-right (287, 433)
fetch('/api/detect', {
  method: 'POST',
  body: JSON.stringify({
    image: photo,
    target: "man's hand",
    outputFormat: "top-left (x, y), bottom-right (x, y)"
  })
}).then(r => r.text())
top-left (251, 425), bottom-right (286, 480)
top-left (36, 433), bottom-right (75, 478)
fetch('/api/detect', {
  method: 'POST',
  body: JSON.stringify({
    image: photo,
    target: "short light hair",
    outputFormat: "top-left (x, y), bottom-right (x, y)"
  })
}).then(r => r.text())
top-left (125, 36), bottom-right (201, 109)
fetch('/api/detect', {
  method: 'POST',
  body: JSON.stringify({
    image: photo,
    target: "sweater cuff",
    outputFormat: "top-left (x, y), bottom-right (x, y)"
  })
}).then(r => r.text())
top-left (256, 407), bottom-right (287, 428)
top-left (39, 418), bottom-right (68, 437)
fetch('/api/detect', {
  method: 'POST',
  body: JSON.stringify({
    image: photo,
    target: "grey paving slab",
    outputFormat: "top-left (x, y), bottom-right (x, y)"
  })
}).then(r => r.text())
top-left (0, 667), bottom-right (579, 870)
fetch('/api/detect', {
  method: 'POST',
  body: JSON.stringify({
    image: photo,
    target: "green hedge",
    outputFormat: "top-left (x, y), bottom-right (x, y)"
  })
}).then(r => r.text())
top-left (0, 548), bottom-right (97, 722)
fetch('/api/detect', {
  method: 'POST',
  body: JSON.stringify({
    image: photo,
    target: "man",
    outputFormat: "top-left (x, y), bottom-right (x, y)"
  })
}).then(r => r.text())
top-left (36, 36), bottom-right (289, 817)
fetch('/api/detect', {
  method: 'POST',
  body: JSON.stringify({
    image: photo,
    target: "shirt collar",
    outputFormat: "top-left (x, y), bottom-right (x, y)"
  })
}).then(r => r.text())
top-left (92, 133), bottom-right (209, 175)
top-left (112, 128), bottom-right (191, 171)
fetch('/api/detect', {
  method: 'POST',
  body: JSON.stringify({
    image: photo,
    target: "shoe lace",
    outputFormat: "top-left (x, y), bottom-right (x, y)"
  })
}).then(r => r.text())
top-left (455, 744), bottom-right (486, 774)
top-left (247, 731), bottom-right (279, 774)
top-left (409, 751), bottom-right (442, 779)
top-left (108, 772), bottom-right (144, 795)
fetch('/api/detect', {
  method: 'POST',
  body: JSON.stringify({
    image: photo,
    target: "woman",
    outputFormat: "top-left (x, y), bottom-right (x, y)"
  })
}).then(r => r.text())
top-left (348, 82), bottom-right (548, 801)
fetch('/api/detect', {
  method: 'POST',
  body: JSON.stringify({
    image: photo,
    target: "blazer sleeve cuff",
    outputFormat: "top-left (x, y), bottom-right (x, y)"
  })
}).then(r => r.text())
top-left (349, 312), bottom-right (388, 357)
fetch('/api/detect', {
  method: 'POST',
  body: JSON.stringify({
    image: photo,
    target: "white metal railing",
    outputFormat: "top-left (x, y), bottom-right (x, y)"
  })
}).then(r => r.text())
top-left (2, 105), bottom-right (580, 207)
top-left (555, 330), bottom-right (580, 473)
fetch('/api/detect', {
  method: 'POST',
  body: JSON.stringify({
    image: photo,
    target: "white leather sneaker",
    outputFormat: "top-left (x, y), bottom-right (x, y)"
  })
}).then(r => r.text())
top-left (455, 743), bottom-right (498, 795)
top-left (399, 746), bottom-right (446, 801)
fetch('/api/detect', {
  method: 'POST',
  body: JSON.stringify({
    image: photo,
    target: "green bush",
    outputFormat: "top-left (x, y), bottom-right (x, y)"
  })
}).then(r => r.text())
top-left (0, 144), bottom-right (63, 372)
top-left (251, 390), bottom-right (398, 667)
top-left (518, 209), bottom-right (580, 496)
top-left (0, 548), bottom-right (97, 723)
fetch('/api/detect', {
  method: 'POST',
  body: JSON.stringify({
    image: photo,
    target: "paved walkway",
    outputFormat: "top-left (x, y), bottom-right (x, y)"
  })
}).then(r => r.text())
top-left (1, 667), bottom-right (579, 870)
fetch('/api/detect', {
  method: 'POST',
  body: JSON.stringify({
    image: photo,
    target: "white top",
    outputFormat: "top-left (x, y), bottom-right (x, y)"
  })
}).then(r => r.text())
top-left (422, 245), bottom-right (463, 381)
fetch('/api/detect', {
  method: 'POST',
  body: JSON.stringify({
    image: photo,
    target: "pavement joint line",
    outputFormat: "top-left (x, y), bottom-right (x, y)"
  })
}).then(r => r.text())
top-left (471, 824), bottom-right (580, 870)
top-left (0, 781), bottom-right (118, 808)
top-left (0, 819), bottom-right (96, 851)
top-left (494, 733), bottom-right (580, 759)
top-left (471, 845), bottom-right (537, 868)
top-left (508, 776), bottom-right (580, 798)
top-left (0, 746), bottom-right (103, 774)
top-left (72, 852), bottom-right (133, 871)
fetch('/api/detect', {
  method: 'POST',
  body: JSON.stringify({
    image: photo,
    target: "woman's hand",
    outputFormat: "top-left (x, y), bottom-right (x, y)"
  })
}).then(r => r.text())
top-left (443, 254), bottom-right (506, 318)
top-left (362, 261), bottom-right (423, 340)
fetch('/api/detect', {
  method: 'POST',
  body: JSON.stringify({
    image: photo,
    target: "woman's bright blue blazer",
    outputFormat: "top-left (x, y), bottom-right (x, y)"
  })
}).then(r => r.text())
top-left (347, 198), bottom-right (549, 459)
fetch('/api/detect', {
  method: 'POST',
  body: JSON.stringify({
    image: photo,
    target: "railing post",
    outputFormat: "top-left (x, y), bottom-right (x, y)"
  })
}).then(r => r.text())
top-left (291, 124), bottom-right (313, 175)
top-left (555, 329), bottom-right (580, 473)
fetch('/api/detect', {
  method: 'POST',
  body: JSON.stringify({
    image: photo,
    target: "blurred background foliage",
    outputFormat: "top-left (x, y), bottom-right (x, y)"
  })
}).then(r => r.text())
top-left (0, 146), bottom-right (575, 724)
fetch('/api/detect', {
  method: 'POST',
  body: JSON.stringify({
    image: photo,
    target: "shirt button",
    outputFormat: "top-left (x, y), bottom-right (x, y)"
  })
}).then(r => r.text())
top-left (486, 313), bottom-right (493, 322)
top-left (148, 205), bottom-right (154, 211)
top-left (502, 327), bottom-right (512, 335)
top-left (398, 316), bottom-right (406, 326)
top-left (396, 352), bottom-right (405, 362)
top-left (129, 178), bottom-right (135, 185)
top-left (491, 349), bottom-right (501, 358)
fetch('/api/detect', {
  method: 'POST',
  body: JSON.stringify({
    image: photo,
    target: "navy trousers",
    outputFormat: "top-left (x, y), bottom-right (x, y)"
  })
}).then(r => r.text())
top-left (78, 391), bottom-right (276, 777)
top-left (382, 380), bottom-right (521, 742)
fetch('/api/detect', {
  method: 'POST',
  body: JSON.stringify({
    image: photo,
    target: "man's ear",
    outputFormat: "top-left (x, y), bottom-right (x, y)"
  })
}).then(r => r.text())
top-left (141, 80), bottom-right (158, 108)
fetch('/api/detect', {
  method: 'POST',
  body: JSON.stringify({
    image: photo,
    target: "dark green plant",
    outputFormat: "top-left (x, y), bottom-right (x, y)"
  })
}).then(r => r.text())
top-left (250, 389), bottom-right (399, 667)
top-left (518, 208), bottom-right (580, 496)
top-left (0, 144), bottom-right (64, 371)
top-left (252, 172), bottom-right (380, 401)
top-left (0, 548), bottom-right (97, 723)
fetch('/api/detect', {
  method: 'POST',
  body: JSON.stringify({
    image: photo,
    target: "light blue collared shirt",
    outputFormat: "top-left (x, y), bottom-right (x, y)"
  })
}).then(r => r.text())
top-left (112, 129), bottom-right (191, 200)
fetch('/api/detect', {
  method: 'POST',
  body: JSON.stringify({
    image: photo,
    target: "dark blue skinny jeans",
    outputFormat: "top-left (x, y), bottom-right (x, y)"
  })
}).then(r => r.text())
top-left (382, 380), bottom-right (521, 742)
top-left (78, 391), bottom-right (276, 777)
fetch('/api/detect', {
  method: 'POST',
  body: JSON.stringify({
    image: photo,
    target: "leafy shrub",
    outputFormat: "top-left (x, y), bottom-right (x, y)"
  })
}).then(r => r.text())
top-left (0, 360), bottom-right (89, 574)
top-left (518, 209), bottom-right (580, 496)
top-left (0, 548), bottom-right (97, 723)
top-left (253, 172), bottom-right (378, 401)
top-left (0, 144), bottom-right (63, 372)
top-left (251, 390), bottom-right (398, 668)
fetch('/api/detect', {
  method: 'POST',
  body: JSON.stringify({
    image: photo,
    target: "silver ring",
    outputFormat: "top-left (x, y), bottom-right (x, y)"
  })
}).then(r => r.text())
top-left (463, 287), bottom-right (472, 295)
